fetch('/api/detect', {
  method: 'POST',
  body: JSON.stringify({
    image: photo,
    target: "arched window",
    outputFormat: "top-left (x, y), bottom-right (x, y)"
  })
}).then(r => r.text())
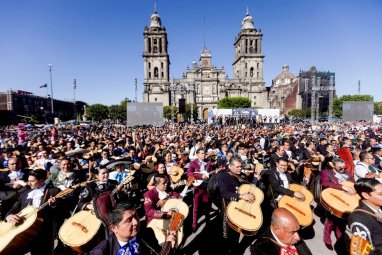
top-left (250, 67), bottom-right (254, 77)
top-left (154, 67), bottom-right (159, 78)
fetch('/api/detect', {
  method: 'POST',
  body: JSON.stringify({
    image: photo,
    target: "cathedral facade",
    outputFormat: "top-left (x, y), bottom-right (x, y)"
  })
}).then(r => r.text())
top-left (142, 9), bottom-right (269, 119)
top-left (142, 8), bottom-right (336, 120)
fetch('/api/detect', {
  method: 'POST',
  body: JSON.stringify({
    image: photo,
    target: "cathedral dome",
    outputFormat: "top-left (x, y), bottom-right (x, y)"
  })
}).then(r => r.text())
top-left (241, 8), bottom-right (255, 30)
top-left (274, 65), bottom-right (296, 86)
top-left (150, 11), bottom-right (162, 28)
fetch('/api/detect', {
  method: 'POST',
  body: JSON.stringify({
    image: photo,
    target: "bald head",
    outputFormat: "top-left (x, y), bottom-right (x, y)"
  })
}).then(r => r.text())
top-left (271, 208), bottom-right (301, 246)
top-left (271, 208), bottom-right (298, 228)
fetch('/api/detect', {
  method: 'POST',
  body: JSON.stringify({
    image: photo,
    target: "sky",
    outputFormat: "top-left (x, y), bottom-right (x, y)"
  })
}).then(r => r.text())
top-left (1, 0), bottom-right (381, 106)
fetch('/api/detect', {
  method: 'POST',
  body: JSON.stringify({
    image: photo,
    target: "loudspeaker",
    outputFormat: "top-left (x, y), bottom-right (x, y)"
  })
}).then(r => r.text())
top-left (179, 99), bottom-right (186, 113)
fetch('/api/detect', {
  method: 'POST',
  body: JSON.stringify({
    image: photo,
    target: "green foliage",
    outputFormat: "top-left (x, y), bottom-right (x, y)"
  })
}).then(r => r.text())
top-left (333, 94), bottom-right (374, 117)
top-left (86, 104), bottom-right (109, 122)
top-left (288, 109), bottom-right (308, 118)
top-left (183, 104), bottom-right (198, 122)
top-left (375, 102), bottom-right (382, 115)
top-left (217, 97), bottom-right (252, 109)
top-left (109, 98), bottom-right (132, 121)
top-left (163, 106), bottom-right (177, 121)
top-left (20, 116), bottom-right (39, 124)
top-left (109, 104), bottom-right (125, 121)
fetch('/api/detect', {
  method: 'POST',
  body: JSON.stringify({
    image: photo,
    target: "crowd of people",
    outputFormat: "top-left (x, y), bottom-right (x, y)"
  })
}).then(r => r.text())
top-left (0, 120), bottom-right (382, 255)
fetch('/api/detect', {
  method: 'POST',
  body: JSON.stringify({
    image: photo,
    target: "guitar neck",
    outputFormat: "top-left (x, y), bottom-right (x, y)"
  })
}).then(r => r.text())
top-left (159, 241), bottom-right (172, 255)
top-left (112, 177), bottom-right (133, 195)
top-left (179, 184), bottom-right (188, 199)
top-left (111, 185), bottom-right (121, 195)
top-left (37, 181), bottom-right (90, 211)
top-left (38, 188), bottom-right (72, 211)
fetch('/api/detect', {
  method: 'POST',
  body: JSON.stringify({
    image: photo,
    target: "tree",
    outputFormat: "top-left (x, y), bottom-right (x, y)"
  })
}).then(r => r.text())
top-left (183, 104), bottom-right (198, 122)
top-left (217, 97), bottom-right (252, 109)
top-left (86, 104), bottom-right (109, 122)
top-left (163, 106), bottom-right (177, 121)
top-left (109, 104), bottom-right (125, 121)
top-left (375, 102), bottom-right (382, 115)
top-left (288, 109), bottom-right (308, 118)
top-left (333, 94), bottom-right (373, 117)
top-left (109, 98), bottom-right (132, 122)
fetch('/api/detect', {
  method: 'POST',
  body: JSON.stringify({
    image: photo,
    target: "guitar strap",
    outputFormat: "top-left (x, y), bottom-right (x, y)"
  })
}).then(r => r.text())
top-left (40, 187), bottom-right (50, 207)
top-left (353, 209), bottom-right (382, 221)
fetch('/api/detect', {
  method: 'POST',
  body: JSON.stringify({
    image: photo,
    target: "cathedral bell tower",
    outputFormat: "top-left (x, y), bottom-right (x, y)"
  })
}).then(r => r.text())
top-left (143, 7), bottom-right (170, 105)
top-left (232, 8), bottom-right (266, 108)
top-left (233, 8), bottom-right (264, 83)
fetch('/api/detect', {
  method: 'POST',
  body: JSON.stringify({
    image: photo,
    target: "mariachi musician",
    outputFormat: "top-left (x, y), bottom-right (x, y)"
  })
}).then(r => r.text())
top-left (347, 178), bottom-right (382, 254)
top-left (218, 156), bottom-right (254, 254)
top-left (187, 148), bottom-right (213, 232)
top-left (319, 158), bottom-right (355, 252)
top-left (263, 158), bottom-right (305, 218)
top-left (143, 174), bottom-right (179, 248)
top-left (5, 169), bottom-right (59, 255)
top-left (78, 167), bottom-right (126, 211)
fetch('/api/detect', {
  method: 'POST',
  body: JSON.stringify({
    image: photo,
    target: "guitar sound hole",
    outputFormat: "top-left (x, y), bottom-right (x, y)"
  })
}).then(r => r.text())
top-left (15, 217), bottom-right (26, 227)
top-left (171, 208), bottom-right (179, 213)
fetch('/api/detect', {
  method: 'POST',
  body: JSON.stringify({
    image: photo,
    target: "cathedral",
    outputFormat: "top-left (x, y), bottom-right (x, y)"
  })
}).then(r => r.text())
top-left (142, 8), bottom-right (335, 120)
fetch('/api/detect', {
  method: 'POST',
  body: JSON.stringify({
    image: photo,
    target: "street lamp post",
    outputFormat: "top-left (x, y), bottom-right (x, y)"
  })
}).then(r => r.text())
top-left (40, 106), bottom-right (44, 123)
top-left (170, 76), bottom-right (176, 123)
top-left (189, 82), bottom-right (195, 124)
top-left (49, 64), bottom-right (54, 115)
top-left (73, 79), bottom-right (77, 123)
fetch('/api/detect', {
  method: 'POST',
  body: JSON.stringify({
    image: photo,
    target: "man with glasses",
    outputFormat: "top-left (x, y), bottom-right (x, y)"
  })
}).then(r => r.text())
top-left (218, 156), bottom-right (254, 254)
top-left (320, 158), bottom-right (355, 251)
top-left (263, 158), bottom-right (305, 216)
top-left (355, 151), bottom-right (380, 181)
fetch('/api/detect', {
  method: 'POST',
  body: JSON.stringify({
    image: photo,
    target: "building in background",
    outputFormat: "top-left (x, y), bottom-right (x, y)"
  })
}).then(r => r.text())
top-left (298, 66), bottom-right (336, 121)
top-left (269, 65), bottom-right (300, 114)
top-left (143, 8), bottom-right (269, 119)
top-left (0, 90), bottom-right (87, 125)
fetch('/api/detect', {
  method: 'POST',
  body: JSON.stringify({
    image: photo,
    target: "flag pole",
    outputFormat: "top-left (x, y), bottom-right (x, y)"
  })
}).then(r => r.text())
top-left (49, 64), bottom-right (54, 115)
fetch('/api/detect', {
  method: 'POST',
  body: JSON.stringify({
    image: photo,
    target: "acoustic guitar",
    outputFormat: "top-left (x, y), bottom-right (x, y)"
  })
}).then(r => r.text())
top-left (320, 181), bottom-right (360, 218)
top-left (226, 184), bottom-right (264, 235)
top-left (192, 170), bottom-right (209, 186)
top-left (147, 176), bottom-right (194, 246)
top-left (350, 235), bottom-right (373, 255)
top-left (58, 210), bottom-right (102, 254)
top-left (58, 176), bottom-right (134, 254)
top-left (0, 182), bottom-right (88, 254)
top-left (168, 166), bottom-right (184, 184)
top-left (278, 184), bottom-right (314, 227)
top-left (159, 212), bottom-right (184, 255)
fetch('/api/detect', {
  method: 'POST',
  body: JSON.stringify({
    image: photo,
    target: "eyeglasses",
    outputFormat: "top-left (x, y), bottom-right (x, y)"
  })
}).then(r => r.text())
top-left (366, 157), bottom-right (375, 160)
